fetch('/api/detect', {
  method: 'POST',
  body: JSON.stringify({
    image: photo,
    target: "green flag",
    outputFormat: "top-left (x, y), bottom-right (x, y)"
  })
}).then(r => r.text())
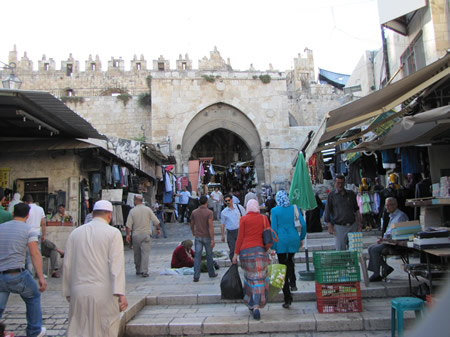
top-left (289, 153), bottom-right (317, 211)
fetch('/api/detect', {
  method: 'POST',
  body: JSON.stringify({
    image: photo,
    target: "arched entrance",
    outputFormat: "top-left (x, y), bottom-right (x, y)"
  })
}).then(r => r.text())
top-left (181, 103), bottom-right (265, 187)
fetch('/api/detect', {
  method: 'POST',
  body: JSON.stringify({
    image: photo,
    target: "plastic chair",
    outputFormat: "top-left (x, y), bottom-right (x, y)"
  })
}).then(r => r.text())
top-left (391, 297), bottom-right (425, 337)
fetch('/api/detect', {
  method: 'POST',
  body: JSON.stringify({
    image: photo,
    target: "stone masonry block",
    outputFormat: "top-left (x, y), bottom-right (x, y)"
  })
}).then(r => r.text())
top-left (168, 316), bottom-right (205, 335)
top-left (203, 315), bottom-right (249, 334)
top-left (314, 313), bottom-right (364, 331)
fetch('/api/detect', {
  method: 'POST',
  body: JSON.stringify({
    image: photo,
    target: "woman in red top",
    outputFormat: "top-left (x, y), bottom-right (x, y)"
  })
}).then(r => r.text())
top-left (171, 240), bottom-right (195, 268)
top-left (232, 199), bottom-right (270, 320)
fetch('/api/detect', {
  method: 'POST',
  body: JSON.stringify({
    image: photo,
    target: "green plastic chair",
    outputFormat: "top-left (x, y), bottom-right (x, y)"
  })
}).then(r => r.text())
top-left (391, 297), bottom-right (425, 337)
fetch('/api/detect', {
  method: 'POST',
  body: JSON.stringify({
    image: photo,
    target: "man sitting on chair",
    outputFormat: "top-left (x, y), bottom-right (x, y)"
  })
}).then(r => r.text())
top-left (367, 197), bottom-right (408, 282)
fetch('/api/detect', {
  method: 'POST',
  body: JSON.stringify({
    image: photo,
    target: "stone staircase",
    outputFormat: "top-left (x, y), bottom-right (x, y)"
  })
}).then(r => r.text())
top-left (120, 224), bottom-right (420, 336)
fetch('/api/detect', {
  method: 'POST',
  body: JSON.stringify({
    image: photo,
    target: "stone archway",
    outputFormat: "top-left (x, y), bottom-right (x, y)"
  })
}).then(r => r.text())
top-left (181, 103), bottom-right (265, 183)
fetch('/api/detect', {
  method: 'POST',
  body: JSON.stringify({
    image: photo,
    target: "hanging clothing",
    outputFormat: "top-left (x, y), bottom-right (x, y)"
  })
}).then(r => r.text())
top-left (112, 165), bottom-right (121, 184)
top-left (105, 166), bottom-right (112, 185)
top-left (91, 173), bottom-right (102, 194)
top-left (381, 149), bottom-right (396, 169)
top-left (121, 168), bottom-right (129, 187)
top-left (165, 172), bottom-right (172, 192)
top-left (112, 204), bottom-right (124, 226)
top-left (401, 147), bottom-right (421, 174)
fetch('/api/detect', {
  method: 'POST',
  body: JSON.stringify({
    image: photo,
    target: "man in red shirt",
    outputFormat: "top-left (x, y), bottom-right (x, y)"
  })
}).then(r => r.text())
top-left (190, 196), bottom-right (217, 282)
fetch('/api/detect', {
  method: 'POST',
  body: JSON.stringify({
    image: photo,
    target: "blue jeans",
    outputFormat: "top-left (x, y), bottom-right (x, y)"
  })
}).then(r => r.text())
top-left (193, 237), bottom-right (215, 280)
top-left (227, 229), bottom-right (239, 261)
top-left (0, 270), bottom-right (43, 337)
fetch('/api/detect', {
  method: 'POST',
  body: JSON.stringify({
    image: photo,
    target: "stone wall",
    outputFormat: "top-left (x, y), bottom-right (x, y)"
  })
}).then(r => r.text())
top-left (66, 96), bottom-right (152, 141)
top-left (1, 150), bottom-right (86, 223)
top-left (2, 46), bottom-right (345, 187)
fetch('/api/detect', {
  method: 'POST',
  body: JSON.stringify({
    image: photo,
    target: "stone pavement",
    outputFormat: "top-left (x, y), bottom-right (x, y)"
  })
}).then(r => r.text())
top-left (0, 220), bottom-right (424, 336)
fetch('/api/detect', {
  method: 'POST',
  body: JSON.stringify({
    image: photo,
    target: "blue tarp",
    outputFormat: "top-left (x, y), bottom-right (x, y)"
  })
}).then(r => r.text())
top-left (318, 68), bottom-right (350, 89)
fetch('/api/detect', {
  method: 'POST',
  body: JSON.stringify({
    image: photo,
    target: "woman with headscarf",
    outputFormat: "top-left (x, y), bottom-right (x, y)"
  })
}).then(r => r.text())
top-left (232, 199), bottom-right (270, 320)
top-left (171, 240), bottom-right (195, 268)
top-left (270, 190), bottom-right (306, 308)
top-left (7, 193), bottom-right (21, 214)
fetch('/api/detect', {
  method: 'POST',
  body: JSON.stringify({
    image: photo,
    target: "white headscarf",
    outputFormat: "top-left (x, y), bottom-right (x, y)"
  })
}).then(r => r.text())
top-left (8, 193), bottom-right (21, 213)
top-left (246, 199), bottom-right (260, 213)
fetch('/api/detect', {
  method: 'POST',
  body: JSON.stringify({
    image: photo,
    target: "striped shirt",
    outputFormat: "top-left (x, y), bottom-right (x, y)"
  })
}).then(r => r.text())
top-left (0, 220), bottom-right (38, 271)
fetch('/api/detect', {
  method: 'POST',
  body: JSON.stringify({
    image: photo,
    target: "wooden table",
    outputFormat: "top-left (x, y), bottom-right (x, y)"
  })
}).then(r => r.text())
top-left (412, 246), bottom-right (450, 294)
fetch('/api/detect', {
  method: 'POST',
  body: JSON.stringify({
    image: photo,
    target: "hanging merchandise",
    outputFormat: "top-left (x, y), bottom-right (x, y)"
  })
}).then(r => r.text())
top-left (209, 165), bottom-right (215, 176)
top-left (91, 173), bottom-right (102, 194)
top-left (165, 172), bottom-right (172, 192)
top-left (400, 147), bottom-right (421, 174)
top-left (381, 149), bottom-right (396, 169)
top-left (112, 164), bottom-right (121, 185)
top-left (121, 167), bottom-right (129, 187)
top-left (105, 166), bottom-right (112, 185)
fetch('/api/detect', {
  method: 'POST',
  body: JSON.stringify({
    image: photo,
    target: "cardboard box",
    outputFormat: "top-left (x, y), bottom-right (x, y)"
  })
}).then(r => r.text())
top-left (391, 220), bottom-right (420, 229)
top-left (432, 183), bottom-right (440, 197)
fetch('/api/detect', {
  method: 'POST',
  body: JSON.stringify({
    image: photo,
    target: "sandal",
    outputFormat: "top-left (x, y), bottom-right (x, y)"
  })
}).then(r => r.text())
top-left (51, 271), bottom-right (61, 278)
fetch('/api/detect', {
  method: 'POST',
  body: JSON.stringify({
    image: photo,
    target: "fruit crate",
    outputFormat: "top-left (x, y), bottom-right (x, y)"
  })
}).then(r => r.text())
top-left (313, 250), bottom-right (360, 283)
top-left (315, 281), bottom-right (361, 298)
top-left (317, 296), bottom-right (362, 313)
top-left (316, 281), bottom-right (362, 313)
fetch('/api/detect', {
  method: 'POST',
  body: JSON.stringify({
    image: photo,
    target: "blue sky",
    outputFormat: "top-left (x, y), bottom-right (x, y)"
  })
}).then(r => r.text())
top-left (3, 0), bottom-right (381, 75)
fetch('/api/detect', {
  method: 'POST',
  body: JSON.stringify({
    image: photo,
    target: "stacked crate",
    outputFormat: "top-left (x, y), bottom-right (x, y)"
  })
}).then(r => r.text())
top-left (313, 250), bottom-right (362, 313)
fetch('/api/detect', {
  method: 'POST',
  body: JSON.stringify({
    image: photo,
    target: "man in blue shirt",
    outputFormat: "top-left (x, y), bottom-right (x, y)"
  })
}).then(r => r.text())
top-left (367, 197), bottom-right (409, 282)
top-left (176, 186), bottom-right (191, 223)
top-left (0, 203), bottom-right (47, 337)
top-left (220, 194), bottom-right (246, 261)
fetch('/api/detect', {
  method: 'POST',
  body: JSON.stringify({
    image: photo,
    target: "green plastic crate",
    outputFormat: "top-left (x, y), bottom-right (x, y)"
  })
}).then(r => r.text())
top-left (313, 251), bottom-right (361, 283)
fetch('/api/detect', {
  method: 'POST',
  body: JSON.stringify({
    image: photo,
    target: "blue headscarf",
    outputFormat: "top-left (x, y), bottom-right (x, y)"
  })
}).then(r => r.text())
top-left (275, 190), bottom-right (290, 208)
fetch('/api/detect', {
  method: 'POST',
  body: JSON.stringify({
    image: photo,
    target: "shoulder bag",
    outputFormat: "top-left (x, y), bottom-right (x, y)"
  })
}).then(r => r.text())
top-left (262, 216), bottom-right (278, 250)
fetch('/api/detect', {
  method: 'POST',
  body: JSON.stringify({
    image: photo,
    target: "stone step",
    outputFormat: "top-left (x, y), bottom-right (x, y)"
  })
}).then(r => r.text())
top-left (124, 297), bottom-right (417, 336)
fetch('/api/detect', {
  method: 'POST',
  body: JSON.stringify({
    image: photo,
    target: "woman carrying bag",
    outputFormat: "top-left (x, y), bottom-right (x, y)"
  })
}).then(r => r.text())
top-left (270, 190), bottom-right (306, 308)
top-left (232, 199), bottom-right (270, 320)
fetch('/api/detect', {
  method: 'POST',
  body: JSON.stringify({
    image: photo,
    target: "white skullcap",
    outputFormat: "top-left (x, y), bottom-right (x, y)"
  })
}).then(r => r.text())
top-left (93, 200), bottom-right (113, 212)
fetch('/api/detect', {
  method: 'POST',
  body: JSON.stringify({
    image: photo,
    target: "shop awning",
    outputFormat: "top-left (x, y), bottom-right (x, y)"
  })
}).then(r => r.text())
top-left (0, 89), bottom-right (106, 139)
top-left (343, 105), bottom-right (450, 153)
top-left (305, 52), bottom-right (450, 159)
top-left (0, 138), bottom-right (155, 179)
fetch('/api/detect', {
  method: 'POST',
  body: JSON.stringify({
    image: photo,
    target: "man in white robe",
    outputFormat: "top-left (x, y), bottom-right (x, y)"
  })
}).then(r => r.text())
top-left (62, 200), bottom-right (128, 337)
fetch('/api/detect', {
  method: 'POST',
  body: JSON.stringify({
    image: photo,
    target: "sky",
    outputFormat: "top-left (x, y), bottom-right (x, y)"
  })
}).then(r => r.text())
top-left (2, 0), bottom-right (382, 75)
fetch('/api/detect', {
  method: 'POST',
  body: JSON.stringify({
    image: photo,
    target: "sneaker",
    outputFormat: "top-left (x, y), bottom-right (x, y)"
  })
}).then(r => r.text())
top-left (209, 273), bottom-right (219, 278)
top-left (253, 309), bottom-right (260, 320)
top-left (193, 278), bottom-right (199, 282)
top-left (37, 326), bottom-right (47, 337)
top-left (141, 273), bottom-right (149, 278)
top-left (290, 286), bottom-right (298, 291)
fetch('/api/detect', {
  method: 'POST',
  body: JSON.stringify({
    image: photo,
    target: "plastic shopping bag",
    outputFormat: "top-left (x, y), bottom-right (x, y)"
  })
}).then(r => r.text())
top-left (267, 263), bottom-right (287, 300)
top-left (220, 264), bottom-right (244, 300)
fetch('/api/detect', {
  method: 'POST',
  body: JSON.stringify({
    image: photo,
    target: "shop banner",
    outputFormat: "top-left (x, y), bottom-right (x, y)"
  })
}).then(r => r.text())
top-left (0, 168), bottom-right (10, 189)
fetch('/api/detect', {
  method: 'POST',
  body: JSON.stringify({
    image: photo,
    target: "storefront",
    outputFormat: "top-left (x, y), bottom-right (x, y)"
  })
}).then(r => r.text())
top-left (303, 53), bottom-right (450, 227)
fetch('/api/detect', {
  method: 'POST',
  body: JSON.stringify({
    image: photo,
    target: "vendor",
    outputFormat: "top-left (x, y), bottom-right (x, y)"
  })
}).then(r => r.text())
top-left (171, 240), bottom-right (195, 268)
top-left (51, 204), bottom-right (73, 223)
